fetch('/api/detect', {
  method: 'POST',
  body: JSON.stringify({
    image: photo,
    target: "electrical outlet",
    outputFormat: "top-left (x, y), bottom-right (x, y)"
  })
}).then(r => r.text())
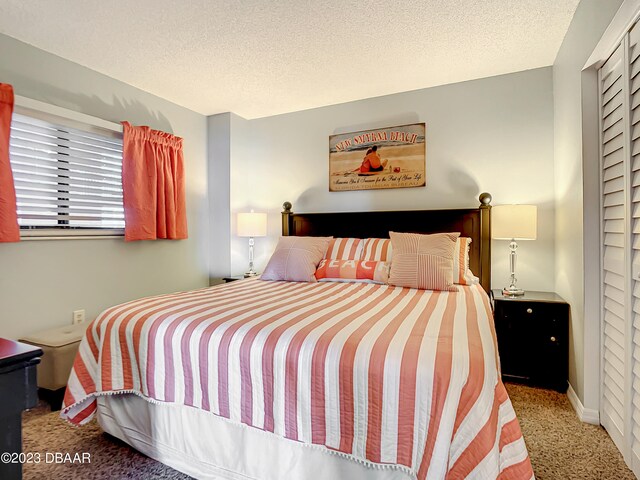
top-left (72, 309), bottom-right (85, 325)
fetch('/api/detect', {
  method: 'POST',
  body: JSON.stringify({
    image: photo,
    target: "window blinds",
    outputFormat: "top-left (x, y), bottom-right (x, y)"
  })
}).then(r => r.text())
top-left (8, 112), bottom-right (124, 232)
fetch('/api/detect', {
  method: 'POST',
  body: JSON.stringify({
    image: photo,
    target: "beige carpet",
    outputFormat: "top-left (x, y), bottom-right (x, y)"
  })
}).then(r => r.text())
top-left (506, 383), bottom-right (635, 480)
top-left (20, 383), bottom-right (636, 479)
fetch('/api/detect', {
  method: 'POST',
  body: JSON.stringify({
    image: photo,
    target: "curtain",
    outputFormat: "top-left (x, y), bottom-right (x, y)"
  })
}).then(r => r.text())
top-left (0, 83), bottom-right (19, 243)
top-left (121, 121), bottom-right (187, 241)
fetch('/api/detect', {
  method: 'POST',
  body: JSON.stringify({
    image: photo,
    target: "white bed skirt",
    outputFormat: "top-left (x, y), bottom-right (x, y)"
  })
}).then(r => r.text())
top-left (97, 394), bottom-right (415, 480)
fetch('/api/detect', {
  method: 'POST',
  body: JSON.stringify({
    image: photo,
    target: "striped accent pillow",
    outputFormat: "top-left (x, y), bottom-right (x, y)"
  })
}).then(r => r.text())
top-left (261, 236), bottom-right (332, 283)
top-left (361, 238), bottom-right (393, 261)
top-left (388, 231), bottom-right (460, 291)
top-left (363, 236), bottom-right (477, 285)
top-left (315, 259), bottom-right (390, 284)
top-left (324, 238), bottom-right (363, 260)
top-left (453, 237), bottom-right (479, 285)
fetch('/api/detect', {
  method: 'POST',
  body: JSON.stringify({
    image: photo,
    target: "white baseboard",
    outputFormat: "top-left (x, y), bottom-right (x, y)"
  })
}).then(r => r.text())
top-left (567, 383), bottom-right (600, 425)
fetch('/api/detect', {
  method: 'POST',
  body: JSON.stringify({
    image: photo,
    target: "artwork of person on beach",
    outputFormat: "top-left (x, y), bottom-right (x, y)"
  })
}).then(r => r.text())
top-left (329, 123), bottom-right (426, 191)
top-left (355, 146), bottom-right (387, 174)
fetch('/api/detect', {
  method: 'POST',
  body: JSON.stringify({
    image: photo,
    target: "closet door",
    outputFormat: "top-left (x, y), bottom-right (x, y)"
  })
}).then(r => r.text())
top-left (600, 41), bottom-right (629, 457)
top-left (629, 23), bottom-right (640, 472)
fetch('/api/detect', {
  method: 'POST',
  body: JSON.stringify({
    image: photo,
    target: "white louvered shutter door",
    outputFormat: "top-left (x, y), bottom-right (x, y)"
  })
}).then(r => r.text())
top-left (600, 42), bottom-right (629, 456)
top-left (628, 23), bottom-right (640, 473)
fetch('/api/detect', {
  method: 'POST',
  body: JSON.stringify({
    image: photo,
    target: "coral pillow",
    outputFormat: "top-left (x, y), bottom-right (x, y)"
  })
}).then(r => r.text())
top-left (324, 238), bottom-right (363, 260)
top-left (454, 237), bottom-right (479, 285)
top-left (388, 231), bottom-right (460, 291)
top-left (361, 238), bottom-right (393, 261)
top-left (261, 236), bottom-right (332, 282)
top-left (315, 259), bottom-right (390, 284)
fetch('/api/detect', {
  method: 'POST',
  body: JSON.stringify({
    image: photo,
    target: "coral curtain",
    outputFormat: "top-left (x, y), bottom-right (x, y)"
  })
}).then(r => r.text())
top-left (121, 121), bottom-right (187, 241)
top-left (0, 83), bottom-right (19, 243)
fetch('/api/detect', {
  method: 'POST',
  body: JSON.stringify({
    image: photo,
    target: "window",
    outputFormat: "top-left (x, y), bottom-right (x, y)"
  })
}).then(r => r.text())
top-left (8, 100), bottom-right (124, 237)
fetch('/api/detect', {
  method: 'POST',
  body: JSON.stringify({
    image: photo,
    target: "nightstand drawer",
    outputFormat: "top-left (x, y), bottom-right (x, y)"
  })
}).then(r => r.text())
top-left (497, 301), bottom-right (563, 322)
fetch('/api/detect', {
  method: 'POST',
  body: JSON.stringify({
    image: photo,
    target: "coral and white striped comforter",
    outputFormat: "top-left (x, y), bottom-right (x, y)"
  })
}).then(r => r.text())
top-left (62, 278), bottom-right (533, 479)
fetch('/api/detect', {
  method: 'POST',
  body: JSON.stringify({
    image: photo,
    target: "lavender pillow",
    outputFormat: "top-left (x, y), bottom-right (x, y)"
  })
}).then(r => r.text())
top-left (261, 236), bottom-right (332, 282)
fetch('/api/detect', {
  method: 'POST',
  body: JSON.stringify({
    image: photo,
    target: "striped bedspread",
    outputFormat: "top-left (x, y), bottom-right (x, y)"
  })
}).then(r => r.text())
top-left (62, 278), bottom-right (533, 479)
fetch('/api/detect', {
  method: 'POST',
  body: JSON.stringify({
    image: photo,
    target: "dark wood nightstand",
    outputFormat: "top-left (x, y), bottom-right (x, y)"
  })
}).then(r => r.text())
top-left (209, 276), bottom-right (247, 286)
top-left (492, 290), bottom-right (569, 392)
top-left (0, 338), bottom-right (42, 480)
top-left (222, 276), bottom-right (246, 283)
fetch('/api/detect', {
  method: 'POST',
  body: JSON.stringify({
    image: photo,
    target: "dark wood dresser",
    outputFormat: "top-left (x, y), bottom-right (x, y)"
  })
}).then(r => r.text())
top-left (0, 338), bottom-right (42, 480)
top-left (492, 290), bottom-right (569, 392)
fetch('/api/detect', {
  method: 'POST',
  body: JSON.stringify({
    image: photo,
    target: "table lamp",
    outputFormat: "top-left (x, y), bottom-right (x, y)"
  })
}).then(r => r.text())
top-left (492, 205), bottom-right (537, 296)
top-left (237, 211), bottom-right (267, 277)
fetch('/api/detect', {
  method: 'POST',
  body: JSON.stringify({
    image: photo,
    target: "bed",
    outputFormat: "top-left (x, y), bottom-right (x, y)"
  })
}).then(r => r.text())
top-left (61, 194), bottom-right (534, 480)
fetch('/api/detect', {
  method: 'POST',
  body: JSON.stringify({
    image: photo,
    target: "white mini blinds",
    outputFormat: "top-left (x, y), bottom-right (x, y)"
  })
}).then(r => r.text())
top-left (8, 109), bottom-right (124, 234)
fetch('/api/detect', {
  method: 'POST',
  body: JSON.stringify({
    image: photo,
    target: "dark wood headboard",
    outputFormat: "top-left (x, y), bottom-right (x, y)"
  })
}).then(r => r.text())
top-left (281, 193), bottom-right (492, 292)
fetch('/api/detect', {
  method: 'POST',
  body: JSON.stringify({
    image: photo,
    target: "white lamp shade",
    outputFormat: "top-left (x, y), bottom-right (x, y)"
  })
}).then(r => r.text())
top-left (238, 212), bottom-right (267, 237)
top-left (492, 205), bottom-right (537, 240)
top-left (237, 212), bottom-right (267, 237)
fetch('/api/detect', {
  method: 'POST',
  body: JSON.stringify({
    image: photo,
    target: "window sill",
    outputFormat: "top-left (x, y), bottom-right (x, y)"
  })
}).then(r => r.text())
top-left (20, 229), bottom-right (124, 241)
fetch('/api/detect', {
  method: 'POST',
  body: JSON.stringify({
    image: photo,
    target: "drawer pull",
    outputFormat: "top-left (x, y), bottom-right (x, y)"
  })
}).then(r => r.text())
top-left (526, 308), bottom-right (533, 314)
top-left (550, 336), bottom-right (556, 342)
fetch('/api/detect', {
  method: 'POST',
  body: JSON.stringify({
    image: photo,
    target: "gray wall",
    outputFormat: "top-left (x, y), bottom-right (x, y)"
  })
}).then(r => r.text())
top-left (208, 113), bottom-right (232, 277)
top-left (0, 34), bottom-right (209, 340)
top-left (553, 0), bottom-right (623, 408)
top-left (210, 68), bottom-right (556, 296)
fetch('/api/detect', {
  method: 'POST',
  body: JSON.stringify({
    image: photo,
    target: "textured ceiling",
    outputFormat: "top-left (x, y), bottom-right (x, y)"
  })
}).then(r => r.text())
top-left (0, 0), bottom-right (580, 119)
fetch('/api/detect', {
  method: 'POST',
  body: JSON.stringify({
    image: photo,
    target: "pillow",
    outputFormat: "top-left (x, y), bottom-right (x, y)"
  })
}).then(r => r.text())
top-left (325, 238), bottom-right (363, 260)
top-left (388, 231), bottom-right (460, 291)
top-left (261, 236), bottom-right (332, 282)
top-left (361, 238), bottom-right (393, 261)
top-left (453, 237), bottom-right (479, 285)
top-left (363, 236), bottom-right (478, 285)
top-left (315, 259), bottom-right (390, 284)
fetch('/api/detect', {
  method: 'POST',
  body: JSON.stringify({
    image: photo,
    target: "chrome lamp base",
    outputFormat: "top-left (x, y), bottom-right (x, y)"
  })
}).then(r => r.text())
top-left (245, 236), bottom-right (258, 277)
top-left (503, 239), bottom-right (526, 297)
top-left (502, 286), bottom-right (525, 297)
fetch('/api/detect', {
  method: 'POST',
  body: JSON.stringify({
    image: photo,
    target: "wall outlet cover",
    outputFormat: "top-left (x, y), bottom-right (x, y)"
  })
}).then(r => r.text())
top-left (72, 309), bottom-right (85, 325)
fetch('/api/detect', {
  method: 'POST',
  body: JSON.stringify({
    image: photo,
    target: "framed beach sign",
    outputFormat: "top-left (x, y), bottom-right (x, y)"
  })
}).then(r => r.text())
top-left (329, 123), bottom-right (426, 192)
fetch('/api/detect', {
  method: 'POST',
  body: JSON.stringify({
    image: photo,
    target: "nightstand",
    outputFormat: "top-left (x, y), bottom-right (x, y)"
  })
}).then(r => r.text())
top-left (222, 276), bottom-right (246, 283)
top-left (492, 290), bottom-right (569, 392)
top-left (209, 276), bottom-right (247, 286)
top-left (0, 338), bottom-right (42, 480)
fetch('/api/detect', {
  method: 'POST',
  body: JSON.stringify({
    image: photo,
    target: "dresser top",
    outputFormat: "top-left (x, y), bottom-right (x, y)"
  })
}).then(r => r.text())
top-left (491, 289), bottom-right (567, 304)
top-left (0, 338), bottom-right (43, 368)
